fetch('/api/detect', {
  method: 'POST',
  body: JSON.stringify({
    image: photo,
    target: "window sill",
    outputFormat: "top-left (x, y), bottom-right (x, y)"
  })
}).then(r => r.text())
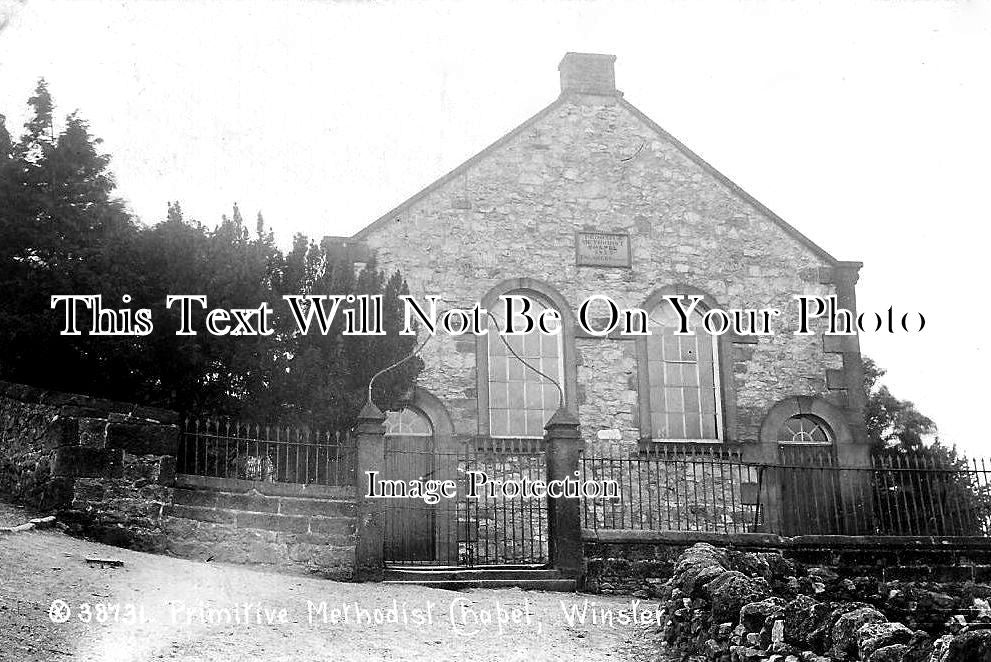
top-left (636, 438), bottom-right (746, 458)
top-left (472, 435), bottom-right (546, 453)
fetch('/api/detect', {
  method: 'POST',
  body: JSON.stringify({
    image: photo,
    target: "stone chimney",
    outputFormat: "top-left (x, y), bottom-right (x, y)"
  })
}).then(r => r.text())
top-left (558, 52), bottom-right (618, 96)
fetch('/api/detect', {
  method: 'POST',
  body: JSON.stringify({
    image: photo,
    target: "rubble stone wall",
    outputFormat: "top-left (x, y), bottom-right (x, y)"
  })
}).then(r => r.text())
top-left (583, 533), bottom-right (991, 599)
top-left (0, 380), bottom-right (179, 550)
top-left (0, 381), bottom-right (356, 579)
top-left (649, 542), bottom-right (991, 662)
top-left (0, 383), bottom-right (73, 509)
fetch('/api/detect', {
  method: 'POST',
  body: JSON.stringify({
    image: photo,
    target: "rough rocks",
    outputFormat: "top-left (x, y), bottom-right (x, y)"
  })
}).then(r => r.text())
top-left (783, 595), bottom-right (837, 651)
top-left (740, 598), bottom-right (786, 633)
top-left (709, 571), bottom-right (771, 622)
top-left (654, 543), bottom-right (985, 662)
top-left (856, 622), bottom-right (913, 660)
top-left (865, 644), bottom-right (909, 662)
top-left (831, 607), bottom-right (888, 657)
top-left (938, 629), bottom-right (991, 662)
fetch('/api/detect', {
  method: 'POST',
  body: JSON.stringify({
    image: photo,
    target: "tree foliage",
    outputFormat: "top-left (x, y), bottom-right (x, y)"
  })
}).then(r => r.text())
top-left (0, 80), bottom-right (421, 429)
top-left (863, 356), bottom-right (989, 535)
top-left (863, 356), bottom-right (937, 454)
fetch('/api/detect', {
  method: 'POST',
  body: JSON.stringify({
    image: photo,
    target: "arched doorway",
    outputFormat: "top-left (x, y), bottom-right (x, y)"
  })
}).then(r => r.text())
top-left (383, 406), bottom-right (436, 563)
top-left (381, 383), bottom-right (551, 568)
top-left (777, 413), bottom-right (841, 534)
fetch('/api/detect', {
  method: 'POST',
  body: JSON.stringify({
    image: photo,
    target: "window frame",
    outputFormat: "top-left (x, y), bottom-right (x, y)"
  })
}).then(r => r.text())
top-left (777, 413), bottom-right (834, 446)
top-left (475, 278), bottom-right (578, 440)
top-left (635, 285), bottom-right (739, 445)
top-left (646, 323), bottom-right (723, 442)
top-left (385, 406), bottom-right (434, 437)
top-left (485, 302), bottom-right (565, 438)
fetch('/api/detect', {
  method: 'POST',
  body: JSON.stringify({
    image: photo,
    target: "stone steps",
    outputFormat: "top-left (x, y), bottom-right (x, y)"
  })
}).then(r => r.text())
top-left (383, 567), bottom-right (577, 591)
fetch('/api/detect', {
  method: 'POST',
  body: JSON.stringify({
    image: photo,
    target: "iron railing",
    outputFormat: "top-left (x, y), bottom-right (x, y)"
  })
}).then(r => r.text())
top-left (383, 436), bottom-right (548, 567)
top-left (581, 443), bottom-right (762, 534)
top-left (581, 446), bottom-right (991, 537)
top-left (177, 419), bottom-right (356, 487)
top-left (850, 454), bottom-right (989, 536)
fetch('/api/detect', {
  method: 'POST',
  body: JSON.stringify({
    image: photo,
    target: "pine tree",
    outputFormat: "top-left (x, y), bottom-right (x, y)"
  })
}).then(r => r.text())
top-left (0, 81), bottom-right (422, 427)
top-left (0, 80), bottom-right (136, 392)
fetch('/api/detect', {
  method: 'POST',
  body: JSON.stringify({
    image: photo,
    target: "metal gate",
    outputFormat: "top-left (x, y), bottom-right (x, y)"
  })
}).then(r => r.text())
top-left (383, 437), bottom-right (549, 567)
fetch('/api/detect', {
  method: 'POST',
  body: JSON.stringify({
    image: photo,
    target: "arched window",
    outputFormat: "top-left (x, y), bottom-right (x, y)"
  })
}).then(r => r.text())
top-left (385, 407), bottom-right (433, 436)
top-left (777, 414), bottom-right (832, 445)
top-left (644, 296), bottom-right (722, 441)
top-left (486, 292), bottom-right (564, 438)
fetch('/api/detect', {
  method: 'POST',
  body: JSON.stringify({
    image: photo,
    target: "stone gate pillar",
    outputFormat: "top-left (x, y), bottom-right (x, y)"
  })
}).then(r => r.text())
top-left (354, 401), bottom-right (386, 581)
top-left (544, 406), bottom-right (583, 576)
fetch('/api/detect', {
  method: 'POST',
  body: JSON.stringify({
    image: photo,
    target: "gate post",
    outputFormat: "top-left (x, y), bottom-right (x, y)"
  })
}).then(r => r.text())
top-left (544, 406), bottom-right (583, 576)
top-left (354, 401), bottom-right (386, 581)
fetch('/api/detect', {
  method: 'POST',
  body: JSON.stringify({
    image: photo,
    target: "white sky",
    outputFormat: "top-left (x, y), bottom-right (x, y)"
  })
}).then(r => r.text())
top-left (1, 0), bottom-right (989, 453)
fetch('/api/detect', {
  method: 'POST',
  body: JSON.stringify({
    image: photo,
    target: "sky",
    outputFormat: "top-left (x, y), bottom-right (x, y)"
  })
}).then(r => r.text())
top-left (1, 0), bottom-right (988, 453)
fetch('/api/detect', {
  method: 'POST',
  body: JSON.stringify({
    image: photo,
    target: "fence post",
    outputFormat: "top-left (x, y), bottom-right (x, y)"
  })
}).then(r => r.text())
top-left (836, 442), bottom-right (874, 534)
top-left (742, 443), bottom-right (783, 533)
top-left (354, 401), bottom-right (387, 581)
top-left (545, 406), bottom-right (583, 576)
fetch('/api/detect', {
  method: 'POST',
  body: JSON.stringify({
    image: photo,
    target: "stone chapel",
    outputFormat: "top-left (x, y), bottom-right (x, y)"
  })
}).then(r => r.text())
top-left (326, 52), bottom-right (866, 471)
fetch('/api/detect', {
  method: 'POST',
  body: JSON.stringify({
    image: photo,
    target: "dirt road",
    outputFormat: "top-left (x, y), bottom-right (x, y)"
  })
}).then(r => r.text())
top-left (0, 502), bottom-right (662, 661)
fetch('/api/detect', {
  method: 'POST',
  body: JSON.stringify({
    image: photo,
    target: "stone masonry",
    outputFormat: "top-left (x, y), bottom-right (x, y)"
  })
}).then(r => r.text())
top-left (346, 52), bottom-right (863, 455)
top-left (0, 380), bottom-right (357, 579)
top-left (0, 379), bottom-right (179, 550)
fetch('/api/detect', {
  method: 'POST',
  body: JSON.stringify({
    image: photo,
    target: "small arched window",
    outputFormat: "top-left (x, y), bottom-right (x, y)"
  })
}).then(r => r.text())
top-left (645, 296), bottom-right (722, 441)
top-left (486, 292), bottom-right (564, 438)
top-left (385, 407), bottom-right (433, 436)
top-left (777, 414), bottom-right (832, 445)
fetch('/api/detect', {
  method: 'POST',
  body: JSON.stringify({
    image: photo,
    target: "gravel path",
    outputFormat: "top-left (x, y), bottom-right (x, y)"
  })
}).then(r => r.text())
top-left (0, 501), bottom-right (662, 661)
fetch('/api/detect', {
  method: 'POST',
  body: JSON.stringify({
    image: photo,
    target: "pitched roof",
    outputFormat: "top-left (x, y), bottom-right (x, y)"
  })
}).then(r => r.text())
top-left (352, 92), bottom-right (842, 266)
top-left (351, 96), bottom-right (565, 242)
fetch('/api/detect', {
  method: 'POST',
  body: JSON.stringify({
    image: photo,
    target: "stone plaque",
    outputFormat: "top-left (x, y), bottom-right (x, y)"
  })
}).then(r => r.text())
top-left (575, 231), bottom-right (631, 268)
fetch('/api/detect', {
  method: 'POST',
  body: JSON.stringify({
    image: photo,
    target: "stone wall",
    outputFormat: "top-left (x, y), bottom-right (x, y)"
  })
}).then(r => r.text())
top-left (650, 542), bottom-right (991, 662)
top-left (355, 87), bottom-right (858, 450)
top-left (583, 532), bottom-right (991, 603)
top-left (0, 380), bottom-right (179, 550)
top-left (165, 475), bottom-right (356, 579)
top-left (0, 383), bottom-right (74, 510)
top-left (0, 380), bottom-right (357, 579)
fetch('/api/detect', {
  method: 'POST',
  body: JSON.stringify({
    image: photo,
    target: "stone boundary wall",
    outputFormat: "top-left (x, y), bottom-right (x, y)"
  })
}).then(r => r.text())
top-left (0, 380), bottom-right (357, 579)
top-left (165, 475), bottom-right (356, 579)
top-left (583, 530), bottom-right (991, 596)
top-left (0, 380), bottom-right (179, 550)
top-left (652, 542), bottom-right (991, 662)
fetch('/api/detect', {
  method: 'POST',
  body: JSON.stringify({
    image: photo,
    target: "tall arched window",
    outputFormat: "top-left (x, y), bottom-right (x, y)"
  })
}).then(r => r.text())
top-left (644, 296), bottom-right (722, 441)
top-left (486, 293), bottom-right (564, 438)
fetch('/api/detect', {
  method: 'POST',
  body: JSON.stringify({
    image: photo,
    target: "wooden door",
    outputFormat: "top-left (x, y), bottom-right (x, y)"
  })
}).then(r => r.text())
top-left (778, 415), bottom-right (841, 535)
top-left (383, 409), bottom-right (436, 564)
